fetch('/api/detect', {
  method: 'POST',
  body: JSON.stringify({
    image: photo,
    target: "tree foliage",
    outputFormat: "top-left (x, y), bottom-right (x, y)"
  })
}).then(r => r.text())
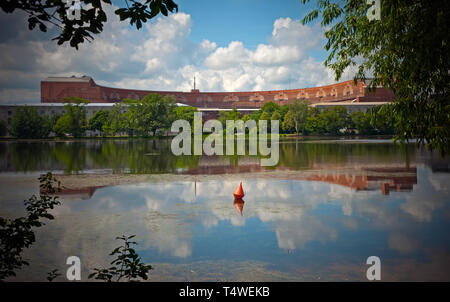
top-left (281, 99), bottom-right (309, 135)
top-left (0, 0), bottom-right (178, 49)
top-left (10, 106), bottom-right (51, 139)
top-left (301, 0), bottom-right (450, 154)
top-left (102, 104), bottom-right (126, 135)
top-left (0, 172), bottom-right (61, 280)
top-left (127, 94), bottom-right (176, 136)
top-left (88, 109), bottom-right (109, 133)
top-left (88, 235), bottom-right (152, 282)
top-left (174, 106), bottom-right (197, 124)
top-left (53, 102), bottom-right (87, 137)
top-left (0, 120), bottom-right (7, 136)
top-left (218, 108), bottom-right (242, 127)
top-left (350, 111), bottom-right (373, 135)
top-left (46, 269), bottom-right (61, 282)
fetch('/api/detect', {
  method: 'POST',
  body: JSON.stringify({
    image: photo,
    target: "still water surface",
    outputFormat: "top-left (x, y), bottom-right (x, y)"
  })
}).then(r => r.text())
top-left (0, 139), bottom-right (449, 281)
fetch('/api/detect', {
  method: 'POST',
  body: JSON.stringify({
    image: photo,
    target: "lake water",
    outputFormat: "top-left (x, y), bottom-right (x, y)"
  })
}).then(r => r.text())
top-left (0, 138), bottom-right (449, 281)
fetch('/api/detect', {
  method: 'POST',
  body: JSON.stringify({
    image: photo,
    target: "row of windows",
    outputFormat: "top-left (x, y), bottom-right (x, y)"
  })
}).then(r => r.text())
top-left (220, 86), bottom-right (356, 103)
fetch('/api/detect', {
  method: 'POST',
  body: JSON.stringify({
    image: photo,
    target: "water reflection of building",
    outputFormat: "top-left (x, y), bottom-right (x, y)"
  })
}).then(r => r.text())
top-left (41, 186), bottom-right (104, 200)
top-left (180, 157), bottom-right (418, 195)
top-left (34, 153), bottom-right (421, 199)
top-left (305, 167), bottom-right (417, 195)
top-left (179, 156), bottom-right (262, 175)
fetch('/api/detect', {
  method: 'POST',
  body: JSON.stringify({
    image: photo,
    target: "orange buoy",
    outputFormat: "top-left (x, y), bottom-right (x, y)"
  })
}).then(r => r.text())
top-left (233, 182), bottom-right (245, 199)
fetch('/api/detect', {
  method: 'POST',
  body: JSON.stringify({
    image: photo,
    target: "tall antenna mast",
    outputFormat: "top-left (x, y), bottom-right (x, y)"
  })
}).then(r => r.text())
top-left (194, 75), bottom-right (196, 90)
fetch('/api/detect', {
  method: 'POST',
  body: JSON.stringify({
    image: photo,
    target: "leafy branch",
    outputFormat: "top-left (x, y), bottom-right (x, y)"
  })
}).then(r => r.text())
top-left (0, 0), bottom-right (178, 49)
top-left (88, 235), bottom-right (152, 282)
top-left (46, 268), bottom-right (61, 281)
top-left (300, 0), bottom-right (450, 155)
top-left (0, 172), bottom-right (61, 281)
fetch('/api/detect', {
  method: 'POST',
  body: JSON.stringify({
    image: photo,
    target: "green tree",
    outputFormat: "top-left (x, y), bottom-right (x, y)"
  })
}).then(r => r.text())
top-left (305, 107), bottom-right (321, 134)
top-left (259, 111), bottom-right (270, 122)
top-left (350, 111), bottom-right (373, 135)
top-left (270, 111), bottom-right (282, 133)
top-left (122, 110), bottom-right (136, 137)
top-left (130, 94), bottom-right (176, 136)
top-left (282, 100), bottom-right (309, 135)
top-left (0, 172), bottom-right (61, 280)
top-left (0, 120), bottom-right (8, 136)
top-left (103, 104), bottom-right (126, 136)
top-left (228, 108), bottom-right (242, 121)
top-left (0, 0), bottom-right (178, 49)
top-left (219, 108), bottom-right (242, 127)
top-left (305, 115), bottom-right (319, 134)
top-left (53, 102), bottom-right (87, 137)
top-left (249, 110), bottom-right (262, 122)
top-left (282, 110), bottom-right (295, 133)
top-left (369, 104), bottom-right (396, 135)
top-left (305, 107), bottom-right (347, 135)
top-left (270, 111), bottom-right (281, 121)
top-left (301, 0), bottom-right (450, 154)
top-left (88, 110), bottom-right (109, 134)
top-left (260, 102), bottom-right (280, 116)
top-left (88, 235), bottom-right (152, 282)
top-left (279, 104), bottom-right (290, 120)
top-left (53, 114), bottom-right (70, 137)
top-left (242, 114), bottom-right (251, 123)
top-left (258, 111), bottom-right (271, 133)
top-left (260, 111), bottom-right (270, 119)
top-left (174, 106), bottom-right (197, 125)
top-left (320, 107), bottom-right (347, 135)
top-left (49, 113), bottom-right (62, 131)
top-left (10, 107), bottom-right (51, 138)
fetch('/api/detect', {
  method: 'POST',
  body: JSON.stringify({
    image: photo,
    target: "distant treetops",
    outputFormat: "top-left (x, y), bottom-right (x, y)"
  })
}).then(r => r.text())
top-left (6, 95), bottom-right (396, 139)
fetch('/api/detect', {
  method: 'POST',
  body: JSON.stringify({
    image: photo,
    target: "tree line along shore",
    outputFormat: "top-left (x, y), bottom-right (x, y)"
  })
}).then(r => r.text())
top-left (0, 94), bottom-right (396, 139)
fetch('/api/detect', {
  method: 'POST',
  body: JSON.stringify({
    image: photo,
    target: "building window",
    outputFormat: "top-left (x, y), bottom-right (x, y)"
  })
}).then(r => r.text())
top-left (7, 111), bottom-right (12, 116)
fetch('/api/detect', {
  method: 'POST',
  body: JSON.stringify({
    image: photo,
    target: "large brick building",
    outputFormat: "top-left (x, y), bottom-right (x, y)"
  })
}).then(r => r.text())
top-left (41, 75), bottom-right (395, 109)
top-left (0, 76), bottom-right (395, 133)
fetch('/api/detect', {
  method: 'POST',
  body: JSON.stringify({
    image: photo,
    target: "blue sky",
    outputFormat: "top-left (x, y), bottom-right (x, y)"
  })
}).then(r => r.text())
top-left (176, 0), bottom-right (328, 61)
top-left (177, 0), bottom-right (315, 47)
top-left (0, 0), bottom-right (356, 103)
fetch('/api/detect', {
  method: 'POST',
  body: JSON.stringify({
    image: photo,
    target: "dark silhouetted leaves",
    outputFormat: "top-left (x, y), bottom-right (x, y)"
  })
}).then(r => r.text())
top-left (0, 172), bottom-right (61, 280)
top-left (1, 0), bottom-right (178, 48)
top-left (88, 235), bottom-right (153, 282)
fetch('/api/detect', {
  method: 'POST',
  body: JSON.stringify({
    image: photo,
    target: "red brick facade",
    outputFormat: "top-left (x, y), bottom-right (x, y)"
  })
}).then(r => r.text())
top-left (41, 76), bottom-right (395, 108)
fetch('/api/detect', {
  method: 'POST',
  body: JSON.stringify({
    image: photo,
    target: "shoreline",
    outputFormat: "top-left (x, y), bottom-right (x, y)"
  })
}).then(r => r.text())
top-left (0, 134), bottom-right (397, 142)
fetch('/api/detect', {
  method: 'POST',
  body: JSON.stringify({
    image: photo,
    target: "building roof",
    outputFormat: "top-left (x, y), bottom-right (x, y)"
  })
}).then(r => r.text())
top-left (0, 103), bottom-right (118, 107)
top-left (42, 75), bottom-right (93, 83)
top-left (0, 102), bottom-right (195, 107)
